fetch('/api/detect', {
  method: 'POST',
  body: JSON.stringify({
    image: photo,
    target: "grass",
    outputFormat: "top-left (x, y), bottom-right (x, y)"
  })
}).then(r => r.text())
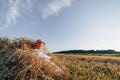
top-left (0, 37), bottom-right (68, 80)
top-left (0, 37), bottom-right (120, 80)
top-left (55, 54), bottom-right (120, 80)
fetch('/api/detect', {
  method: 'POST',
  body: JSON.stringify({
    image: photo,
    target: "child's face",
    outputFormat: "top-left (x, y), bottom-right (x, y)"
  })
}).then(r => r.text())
top-left (35, 42), bottom-right (44, 49)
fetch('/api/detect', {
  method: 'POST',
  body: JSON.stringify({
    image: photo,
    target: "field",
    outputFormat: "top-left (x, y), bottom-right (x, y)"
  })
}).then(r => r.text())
top-left (0, 37), bottom-right (120, 80)
top-left (55, 54), bottom-right (120, 80)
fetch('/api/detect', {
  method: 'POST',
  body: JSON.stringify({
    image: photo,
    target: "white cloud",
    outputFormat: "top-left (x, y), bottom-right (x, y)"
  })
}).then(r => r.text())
top-left (0, 0), bottom-right (32, 30)
top-left (5, 0), bottom-right (20, 28)
top-left (0, 0), bottom-right (74, 29)
top-left (100, 40), bottom-right (105, 43)
top-left (42, 0), bottom-right (74, 19)
top-left (0, 0), bottom-right (21, 29)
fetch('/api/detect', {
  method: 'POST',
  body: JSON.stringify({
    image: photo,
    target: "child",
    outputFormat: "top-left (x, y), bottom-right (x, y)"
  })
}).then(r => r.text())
top-left (34, 40), bottom-right (51, 62)
top-left (34, 40), bottom-right (63, 72)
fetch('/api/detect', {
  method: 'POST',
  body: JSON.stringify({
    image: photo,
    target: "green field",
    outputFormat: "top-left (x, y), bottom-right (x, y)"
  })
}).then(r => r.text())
top-left (55, 54), bottom-right (120, 80)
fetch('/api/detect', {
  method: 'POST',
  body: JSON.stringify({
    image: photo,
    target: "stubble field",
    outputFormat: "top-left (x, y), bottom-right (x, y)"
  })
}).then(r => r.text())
top-left (55, 54), bottom-right (120, 80)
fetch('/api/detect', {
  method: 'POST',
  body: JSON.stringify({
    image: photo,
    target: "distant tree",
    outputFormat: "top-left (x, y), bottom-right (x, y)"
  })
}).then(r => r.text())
top-left (55, 49), bottom-right (119, 54)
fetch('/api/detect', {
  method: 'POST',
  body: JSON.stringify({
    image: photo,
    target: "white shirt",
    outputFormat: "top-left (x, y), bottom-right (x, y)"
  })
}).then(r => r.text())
top-left (34, 49), bottom-right (51, 62)
top-left (34, 48), bottom-right (63, 72)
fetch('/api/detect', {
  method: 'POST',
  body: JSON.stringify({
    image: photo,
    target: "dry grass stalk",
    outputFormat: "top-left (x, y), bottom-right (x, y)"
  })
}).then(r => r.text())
top-left (0, 37), bottom-right (68, 80)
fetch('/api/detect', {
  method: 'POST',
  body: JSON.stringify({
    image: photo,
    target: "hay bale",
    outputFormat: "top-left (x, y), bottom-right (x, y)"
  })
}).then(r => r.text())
top-left (0, 37), bottom-right (68, 80)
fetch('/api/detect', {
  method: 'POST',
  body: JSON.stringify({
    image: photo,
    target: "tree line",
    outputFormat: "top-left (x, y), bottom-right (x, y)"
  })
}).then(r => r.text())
top-left (55, 49), bottom-right (120, 54)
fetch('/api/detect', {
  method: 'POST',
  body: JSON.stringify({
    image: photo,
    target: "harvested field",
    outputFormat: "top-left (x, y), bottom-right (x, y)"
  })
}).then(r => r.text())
top-left (0, 37), bottom-right (120, 80)
top-left (55, 54), bottom-right (120, 80)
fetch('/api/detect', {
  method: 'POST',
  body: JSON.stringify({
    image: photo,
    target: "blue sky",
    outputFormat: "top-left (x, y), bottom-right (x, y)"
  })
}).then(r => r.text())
top-left (0, 0), bottom-right (120, 52)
